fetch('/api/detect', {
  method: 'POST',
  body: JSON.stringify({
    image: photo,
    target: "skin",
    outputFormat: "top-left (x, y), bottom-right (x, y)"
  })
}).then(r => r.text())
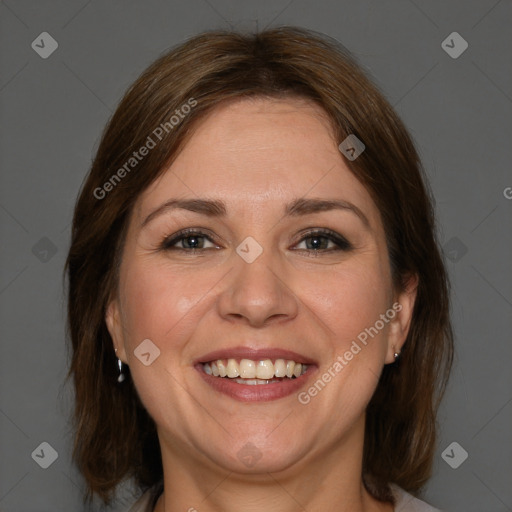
top-left (106, 97), bottom-right (418, 512)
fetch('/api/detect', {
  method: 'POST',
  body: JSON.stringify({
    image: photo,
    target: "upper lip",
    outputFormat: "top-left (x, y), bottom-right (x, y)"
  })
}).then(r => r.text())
top-left (194, 346), bottom-right (317, 365)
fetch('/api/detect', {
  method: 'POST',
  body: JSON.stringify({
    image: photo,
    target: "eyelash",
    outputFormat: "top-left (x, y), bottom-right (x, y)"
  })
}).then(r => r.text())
top-left (159, 228), bottom-right (352, 254)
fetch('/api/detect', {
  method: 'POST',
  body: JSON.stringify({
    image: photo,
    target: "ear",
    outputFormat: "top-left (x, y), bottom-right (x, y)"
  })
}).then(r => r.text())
top-left (385, 273), bottom-right (419, 364)
top-left (105, 299), bottom-right (128, 363)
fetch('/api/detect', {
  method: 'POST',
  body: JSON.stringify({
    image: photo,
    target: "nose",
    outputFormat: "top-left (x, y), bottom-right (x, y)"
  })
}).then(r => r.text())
top-left (216, 247), bottom-right (299, 328)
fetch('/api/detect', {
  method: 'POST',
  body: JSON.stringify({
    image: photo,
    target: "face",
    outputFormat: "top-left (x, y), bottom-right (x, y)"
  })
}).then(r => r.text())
top-left (107, 97), bottom-right (416, 475)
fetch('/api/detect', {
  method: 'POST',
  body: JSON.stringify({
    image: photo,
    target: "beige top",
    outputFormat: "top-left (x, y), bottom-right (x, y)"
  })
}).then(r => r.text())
top-left (127, 484), bottom-right (441, 512)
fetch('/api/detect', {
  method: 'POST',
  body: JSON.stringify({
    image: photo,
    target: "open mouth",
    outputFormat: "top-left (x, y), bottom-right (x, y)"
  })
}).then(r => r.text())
top-left (202, 358), bottom-right (308, 385)
top-left (195, 350), bottom-right (315, 401)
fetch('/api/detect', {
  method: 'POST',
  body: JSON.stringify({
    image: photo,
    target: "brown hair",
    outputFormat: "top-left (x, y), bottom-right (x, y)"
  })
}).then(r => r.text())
top-left (65, 26), bottom-right (453, 506)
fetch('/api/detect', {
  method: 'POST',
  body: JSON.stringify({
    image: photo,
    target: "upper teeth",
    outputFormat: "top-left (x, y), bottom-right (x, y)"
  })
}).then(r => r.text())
top-left (202, 358), bottom-right (307, 379)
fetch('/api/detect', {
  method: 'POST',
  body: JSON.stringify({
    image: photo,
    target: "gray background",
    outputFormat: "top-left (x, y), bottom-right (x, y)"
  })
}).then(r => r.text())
top-left (1, 1), bottom-right (511, 511)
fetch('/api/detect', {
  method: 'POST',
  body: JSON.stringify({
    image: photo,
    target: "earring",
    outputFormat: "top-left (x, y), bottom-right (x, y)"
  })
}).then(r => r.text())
top-left (115, 348), bottom-right (125, 383)
top-left (117, 359), bottom-right (125, 382)
top-left (394, 350), bottom-right (401, 360)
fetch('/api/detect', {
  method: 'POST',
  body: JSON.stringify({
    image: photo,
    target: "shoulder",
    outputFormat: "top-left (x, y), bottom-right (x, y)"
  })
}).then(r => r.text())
top-left (391, 484), bottom-right (442, 512)
top-left (126, 485), bottom-right (161, 512)
top-left (126, 483), bottom-right (441, 512)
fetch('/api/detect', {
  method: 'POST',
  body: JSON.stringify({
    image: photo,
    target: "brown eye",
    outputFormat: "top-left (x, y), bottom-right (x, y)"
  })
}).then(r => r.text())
top-left (294, 230), bottom-right (352, 252)
top-left (161, 230), bottom-right (218, 251)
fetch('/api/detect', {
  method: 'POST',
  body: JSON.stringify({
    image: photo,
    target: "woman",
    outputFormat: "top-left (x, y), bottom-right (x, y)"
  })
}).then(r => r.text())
top-left (66, 27), bottom-right (453, 512)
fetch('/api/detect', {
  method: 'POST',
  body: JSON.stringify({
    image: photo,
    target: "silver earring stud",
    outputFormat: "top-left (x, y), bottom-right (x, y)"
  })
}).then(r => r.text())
top-left (115, 348), bottom-right (125, 383)
top-left (117, 358), bottom-right (125, 382)
top-left (394, 351), bottom-right (400, 360)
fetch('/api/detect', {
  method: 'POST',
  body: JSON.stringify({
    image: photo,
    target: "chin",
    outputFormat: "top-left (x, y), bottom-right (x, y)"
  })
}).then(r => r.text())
top-left (198, 435), bottom-right (309, 475)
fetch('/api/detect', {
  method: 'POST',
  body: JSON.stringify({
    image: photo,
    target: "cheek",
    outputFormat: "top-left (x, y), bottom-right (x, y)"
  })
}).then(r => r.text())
top-left (119, 260), bottom-right (211, 356)
top-left (290, 275), bottom-right (390, 438)
top-left (303, 263), bottom-right (391, 342)
top-left (299, 267), bottom-right (391, 421)
top-left (117, 261), bottom-right (215, 426)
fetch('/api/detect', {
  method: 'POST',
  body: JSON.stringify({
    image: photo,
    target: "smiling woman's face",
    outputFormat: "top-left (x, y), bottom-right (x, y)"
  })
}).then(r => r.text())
top-left (106, 97), bottom-right (415, 476)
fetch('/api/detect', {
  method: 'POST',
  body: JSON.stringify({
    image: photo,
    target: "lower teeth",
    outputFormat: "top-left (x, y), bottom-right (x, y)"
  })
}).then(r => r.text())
top-left (233, 378), bottom-right (284, 385)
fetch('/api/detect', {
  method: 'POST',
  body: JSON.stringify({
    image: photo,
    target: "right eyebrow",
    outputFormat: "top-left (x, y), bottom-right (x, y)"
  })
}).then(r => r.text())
top-left (141, 199), bottom-right (227, 228)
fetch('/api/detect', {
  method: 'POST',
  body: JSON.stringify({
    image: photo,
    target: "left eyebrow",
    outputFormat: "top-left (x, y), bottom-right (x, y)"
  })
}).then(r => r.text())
top-left (284, 197), bottom-right (370, 228)
top-left (140, 196), bottom-right (370, 229)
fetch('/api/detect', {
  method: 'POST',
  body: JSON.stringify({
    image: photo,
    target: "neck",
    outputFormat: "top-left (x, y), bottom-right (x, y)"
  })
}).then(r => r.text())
top-left (153, 417), bottom-right (393, 512)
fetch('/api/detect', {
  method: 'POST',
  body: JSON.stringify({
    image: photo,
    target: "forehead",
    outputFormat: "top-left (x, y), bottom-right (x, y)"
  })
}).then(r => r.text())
top-left (136, 97), bottom-right (379, 226)
top-left (174, 96), bottom-right (337, 174)
top-left (191, 96), bottom-right (336, 148)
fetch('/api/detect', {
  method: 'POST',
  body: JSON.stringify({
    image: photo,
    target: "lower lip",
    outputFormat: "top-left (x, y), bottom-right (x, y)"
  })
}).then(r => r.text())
top-left (195, 365), bottom-right (316, 402)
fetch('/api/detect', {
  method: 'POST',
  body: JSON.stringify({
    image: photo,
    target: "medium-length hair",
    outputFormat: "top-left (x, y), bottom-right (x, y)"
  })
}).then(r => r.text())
top-left (65, 26), bottom-right (453, 506)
